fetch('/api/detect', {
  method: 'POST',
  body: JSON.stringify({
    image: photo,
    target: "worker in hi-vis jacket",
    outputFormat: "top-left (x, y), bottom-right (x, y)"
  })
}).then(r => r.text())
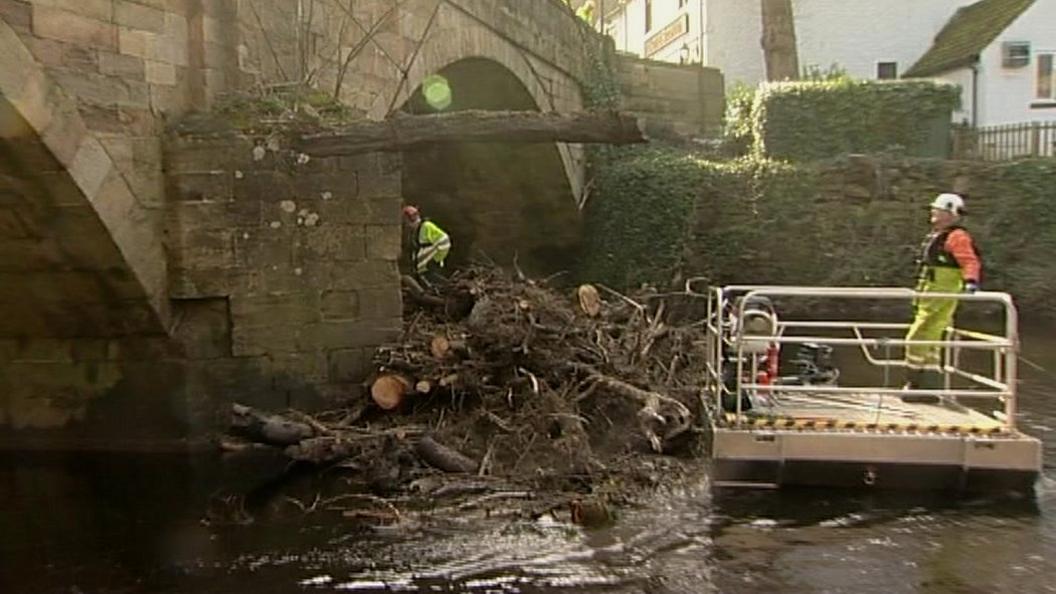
top-left (905, 193), bottom-right (982, 391)
top-left (402, 205), bottom-right (451, 287)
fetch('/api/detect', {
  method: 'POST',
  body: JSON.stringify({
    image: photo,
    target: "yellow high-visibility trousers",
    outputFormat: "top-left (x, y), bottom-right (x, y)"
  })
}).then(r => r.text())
top-left (905, 295), bottom-right (957, 370)
top-left (906, 267), bottom-right (963, 373)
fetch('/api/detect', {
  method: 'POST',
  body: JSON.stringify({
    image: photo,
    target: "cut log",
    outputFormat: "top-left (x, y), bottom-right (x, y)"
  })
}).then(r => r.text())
top-left (415, 379), bottom-right (433, 394)
top-left (371, 374), bottom-right (412, 410)
top-left (577, 284), bottom-right (602, 317)
top-left (415, 435), bottom-right (479, 473)
top-left (430, 336), bottom-right (451, 359)
top-left (430, 335), bottom-right (467, 360)
top-left (297, 110), bottom-right (647, 157)
top-left (230, 403), bottom-right (315, 446)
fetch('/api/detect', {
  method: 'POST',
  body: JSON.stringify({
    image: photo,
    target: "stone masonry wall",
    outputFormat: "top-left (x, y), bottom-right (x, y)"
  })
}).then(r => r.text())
top-left (230, 0), bottom-right (590, 200)
top-left (0, 135), bottom-right (402, 443)
top-left (0, 0), bottom-right (198, 435)
top-left (615, 55), bottom-right (725, 138)
top-left (10, 0), bottom-right (203, 208)
top-left (0, 0), bottom-right (589, 443)
top-left (230, 0), bottom-right (592, 119)
top-left (165, 134), bottom-right (403, 427)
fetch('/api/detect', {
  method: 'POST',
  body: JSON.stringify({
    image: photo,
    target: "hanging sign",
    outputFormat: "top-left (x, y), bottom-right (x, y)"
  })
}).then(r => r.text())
top-left (645, 14), bottom-right (689, 57)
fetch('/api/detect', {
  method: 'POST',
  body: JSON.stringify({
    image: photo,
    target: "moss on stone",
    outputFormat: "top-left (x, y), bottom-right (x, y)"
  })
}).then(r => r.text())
top-left (209, 88), bottom-right (363, 132)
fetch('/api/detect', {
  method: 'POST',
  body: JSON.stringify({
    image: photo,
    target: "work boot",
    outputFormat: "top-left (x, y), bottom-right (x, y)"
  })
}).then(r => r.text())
top-left (904, 369), bottom-right (923, 390)
top-left (918, 370), bottom-right (945, 391)
top-left (901, 370), bottom-right (942, 404)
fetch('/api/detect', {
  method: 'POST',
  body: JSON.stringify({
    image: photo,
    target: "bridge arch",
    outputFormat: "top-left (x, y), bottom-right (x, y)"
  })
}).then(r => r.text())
top-left (398, 56), bottom-right (584, 274)
top-left (0, 19), bottom-right (168, 339)
top-left (372, 27), bottom-right (578, 119)
top-left (368, 0), bottom-right (589, 208)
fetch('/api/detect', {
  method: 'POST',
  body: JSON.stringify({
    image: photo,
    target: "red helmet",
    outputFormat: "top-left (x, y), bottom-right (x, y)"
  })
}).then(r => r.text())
top-left (402, 205), bottom-right (419, 220)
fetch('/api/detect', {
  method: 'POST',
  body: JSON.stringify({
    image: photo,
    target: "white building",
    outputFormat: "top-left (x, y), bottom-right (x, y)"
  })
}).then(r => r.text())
top-left (904, 0), bottom-right (1056, 126)
top-left (600, 0), bottom-right (974, 86)
top-left (600, 0), bottom-right (1055, 127)
top-left (601, 0), bottom-right (707, 64)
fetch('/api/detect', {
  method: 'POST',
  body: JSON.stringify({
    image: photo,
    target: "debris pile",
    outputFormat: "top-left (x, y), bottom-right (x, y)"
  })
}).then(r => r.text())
top-left (225, 266), bottom-right (712, 520)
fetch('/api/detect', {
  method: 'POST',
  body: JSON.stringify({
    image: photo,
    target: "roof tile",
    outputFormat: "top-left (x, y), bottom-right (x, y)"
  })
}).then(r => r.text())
top-left (904, 0), bottom-right (1035, 77)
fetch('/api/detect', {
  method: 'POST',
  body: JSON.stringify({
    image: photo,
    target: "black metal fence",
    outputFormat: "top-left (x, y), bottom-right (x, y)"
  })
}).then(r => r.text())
top-left (952, 121), bottom-right (1056, 161)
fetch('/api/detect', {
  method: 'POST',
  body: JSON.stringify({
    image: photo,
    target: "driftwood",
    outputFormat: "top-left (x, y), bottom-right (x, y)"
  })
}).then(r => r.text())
top-left (230, 403), bottom-right (315, 446)
top-left (285, 436), bottom-right (356, 464)
top-left (401, 274), bottom-right (445, 307)
top-left (576, 373), bottom-right (693, 453)
top-left (297, 110), bottom-right (647, 157)
top-left (375, 267), bottom-right (708, 458)
top-left (415, 435), bottom-right (479, 473)
top-left (227, 403), bottom-right (430, 468)
top-left (221, 265), bottom-right (710, 523)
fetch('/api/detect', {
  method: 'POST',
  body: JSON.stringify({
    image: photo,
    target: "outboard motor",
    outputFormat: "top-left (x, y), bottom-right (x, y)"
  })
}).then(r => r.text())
top-left (783, 342), bottom-right (839, 386)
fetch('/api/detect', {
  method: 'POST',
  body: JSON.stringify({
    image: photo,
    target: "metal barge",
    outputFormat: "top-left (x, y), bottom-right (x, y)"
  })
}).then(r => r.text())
top-left (702, 285), bottom-right (1042, 492)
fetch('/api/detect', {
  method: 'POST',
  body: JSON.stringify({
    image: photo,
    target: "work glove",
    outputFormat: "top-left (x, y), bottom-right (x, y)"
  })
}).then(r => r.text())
top-left (964, 281), bottom-right (979, 294)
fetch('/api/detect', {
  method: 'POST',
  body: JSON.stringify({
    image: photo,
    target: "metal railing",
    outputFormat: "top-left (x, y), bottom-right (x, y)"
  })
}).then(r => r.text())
top-left (699, 285), bottom-right (1019, 430)
top-left (952, 121), bottom-right (1056, 161)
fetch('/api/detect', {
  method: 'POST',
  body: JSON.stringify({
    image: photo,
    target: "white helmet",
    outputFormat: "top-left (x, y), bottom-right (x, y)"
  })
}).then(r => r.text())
top-left (929, 193), bottom-right (965, 215)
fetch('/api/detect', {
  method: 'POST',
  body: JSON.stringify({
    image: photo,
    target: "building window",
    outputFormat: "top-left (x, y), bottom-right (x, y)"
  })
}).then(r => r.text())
top-left (645, 0), bottom-right (653, 33)
top-left (877, 62), bottom-right (898, 80)
top-left (1002, 41), bottom-right (1031, 68)
top-left (1038, 53), bottom-right (1054, 100)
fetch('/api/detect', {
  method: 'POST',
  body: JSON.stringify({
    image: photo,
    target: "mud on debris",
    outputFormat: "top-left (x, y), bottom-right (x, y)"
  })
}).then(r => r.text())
top-left (221, 266), bottom-right (713, 527)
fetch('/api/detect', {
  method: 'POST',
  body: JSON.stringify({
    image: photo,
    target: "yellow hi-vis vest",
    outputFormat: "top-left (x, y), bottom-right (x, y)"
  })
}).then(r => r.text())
top-left (415, 220), bottom-right (451, 273)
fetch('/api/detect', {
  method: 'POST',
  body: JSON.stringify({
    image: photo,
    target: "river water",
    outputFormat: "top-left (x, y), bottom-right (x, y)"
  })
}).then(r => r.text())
top-left (2, 326), bottom-right (1055, 594)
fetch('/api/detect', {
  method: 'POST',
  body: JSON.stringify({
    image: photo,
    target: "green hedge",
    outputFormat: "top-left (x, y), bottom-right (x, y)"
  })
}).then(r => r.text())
top-left (739, 80), bottom-right (960, 161)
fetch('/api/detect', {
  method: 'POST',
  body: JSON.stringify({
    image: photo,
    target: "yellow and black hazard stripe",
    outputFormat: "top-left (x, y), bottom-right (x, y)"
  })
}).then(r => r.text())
top-left (721, 413), bottom-right (1007, 436)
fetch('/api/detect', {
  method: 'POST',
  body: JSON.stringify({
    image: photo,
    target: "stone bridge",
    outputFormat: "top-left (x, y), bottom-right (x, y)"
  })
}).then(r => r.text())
top-left (0, 0), bottom-right (721, 446)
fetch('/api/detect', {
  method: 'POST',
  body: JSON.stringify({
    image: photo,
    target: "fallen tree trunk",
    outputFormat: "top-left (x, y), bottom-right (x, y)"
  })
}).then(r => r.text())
top-left (297, 110), bottom-right (647, 157)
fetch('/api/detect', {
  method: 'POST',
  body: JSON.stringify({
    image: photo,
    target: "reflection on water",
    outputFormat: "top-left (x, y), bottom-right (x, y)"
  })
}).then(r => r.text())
top-left (711, 486), bottom-right (1054, 593)
top-left (1, 326), bottom-right (1055, 593)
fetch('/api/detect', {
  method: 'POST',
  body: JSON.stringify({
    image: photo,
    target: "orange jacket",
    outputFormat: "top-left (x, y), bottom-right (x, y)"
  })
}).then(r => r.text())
top-left (944, 228), bottom-right (981, 283)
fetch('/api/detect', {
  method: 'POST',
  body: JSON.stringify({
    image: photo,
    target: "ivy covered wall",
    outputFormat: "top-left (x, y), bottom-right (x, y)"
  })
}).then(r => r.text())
top-left (581, 149), bottom-right (1056, 319)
